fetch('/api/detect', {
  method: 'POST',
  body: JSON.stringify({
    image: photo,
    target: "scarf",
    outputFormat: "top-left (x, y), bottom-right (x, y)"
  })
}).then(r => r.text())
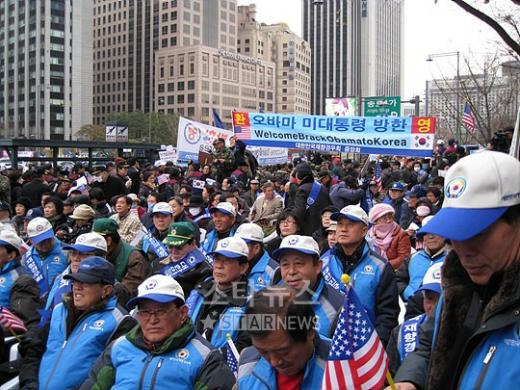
top-left (369, 221), bottom-right (399, 259)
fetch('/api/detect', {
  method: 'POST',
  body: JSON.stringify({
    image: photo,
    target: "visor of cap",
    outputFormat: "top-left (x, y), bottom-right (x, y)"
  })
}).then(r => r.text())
top-left (62, 243), bottom-right (101, 253)
top-left (162, 236), bottom-right (190, 247)
top-left (30, 229), bottom-right (54, 244)
top-left (418, 206), bottom-right (508, 241)
top-left (271, 246), bottom-right (318, 260)
top-left (418, 283), bottom-right (441, 294)
top-left (330, 212), bottom-right (366, 224)
top-left (63, 272), bottom-right (111, 285)
top-left (127, 293), bottom-right (183, 309)
top-left (209, 207), bottom-right (234, 216)
top-left (209, 249), bottom-right (246, 259)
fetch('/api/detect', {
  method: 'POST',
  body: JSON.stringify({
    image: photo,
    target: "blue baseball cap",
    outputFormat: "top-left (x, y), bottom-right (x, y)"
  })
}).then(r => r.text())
top-left (24, 207), bottom-right (43, 221)
top-left (64, 256), bottom-right (115, 285)
top-left (418, 151), bottom-right (520, 241)
top-left (406, 184), bottom-right (427, 199)
top-left (390, 182), bottom-right (406, 191)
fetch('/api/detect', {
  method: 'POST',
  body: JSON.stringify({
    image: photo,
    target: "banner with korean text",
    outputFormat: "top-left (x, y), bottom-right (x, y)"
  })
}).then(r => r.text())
top-left (177, 117), bottom-right (233, 162)
top-left (233, 112), bottom-right (436, 157)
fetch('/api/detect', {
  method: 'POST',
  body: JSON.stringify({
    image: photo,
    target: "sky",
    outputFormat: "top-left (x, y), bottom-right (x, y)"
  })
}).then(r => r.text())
top-left (237, 0), bottom-right (511, 100)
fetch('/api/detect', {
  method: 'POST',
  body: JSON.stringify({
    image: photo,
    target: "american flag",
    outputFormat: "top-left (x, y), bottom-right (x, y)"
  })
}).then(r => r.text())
top-left (226, 335), bottom-right (240, 377)
top-left (232, 112), bottom-right (251, 140)
top-left (0, 306), bottom-right (27, 334)
top-left (462, 101), bottom-right (476, 134)
top-left (322, 286), bottom-right (388, 390)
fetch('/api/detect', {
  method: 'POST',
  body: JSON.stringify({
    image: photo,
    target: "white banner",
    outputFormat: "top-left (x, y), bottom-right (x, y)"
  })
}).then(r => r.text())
top-left (176, 117), bottom-right (233, 162)
top-left (247, 146), bottom-right (288, 166)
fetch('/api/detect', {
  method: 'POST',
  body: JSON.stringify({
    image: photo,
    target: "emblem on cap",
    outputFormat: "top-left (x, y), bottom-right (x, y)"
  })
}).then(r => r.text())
top-left (171, 229), bottom-right (177, 235)
top-left (288, 236), bottom-right (299, 245)
top-left (145, 279), bottom-right (158, 290)
top-left (36, 224), bottom-right (44, 232)
top-left (221, 240), bottom-right (229, 248)
top-left (77, 236), bottom-right (86, 242)
top-left (445, 177), bottom-right (467, 199)
top-left (433, 269), bottom-right (441, 280)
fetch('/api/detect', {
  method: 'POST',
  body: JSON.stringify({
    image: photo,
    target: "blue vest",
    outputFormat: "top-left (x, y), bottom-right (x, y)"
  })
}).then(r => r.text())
top-left (247, 250), bottom-right (277, 293)
top-left (109, 332), bottom-right (215, 389)
top-left (323, 243), bottom-right (386, 325)
top-left (403, 250), bottom-right (445, 300)
top-left (397, 314), bottom-right (427, 362)
top-left (39, 296), bottom-right (126, 390)
top-left (186, 289), bottom-right (246, 348)
top-left (25, 239), bottom-right (68, 296)
top-left (0, 260), bottom-right (25, 308)
top-left (458, 322), bottom-right (520, 389)
top-left (237, 337), bottom-right (330, 389)
top-left (201, 227), bottom-right (236, 257)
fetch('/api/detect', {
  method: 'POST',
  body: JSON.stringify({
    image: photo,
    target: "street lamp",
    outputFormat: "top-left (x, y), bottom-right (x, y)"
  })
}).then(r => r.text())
top-left (426, 51), bottom-right (461, 141)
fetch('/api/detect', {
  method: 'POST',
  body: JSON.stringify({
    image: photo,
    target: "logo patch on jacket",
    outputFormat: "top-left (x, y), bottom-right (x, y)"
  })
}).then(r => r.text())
top-left (89, 319), bottom-right (105, 331)
top-left (362, 265), bottom-right (374, 275)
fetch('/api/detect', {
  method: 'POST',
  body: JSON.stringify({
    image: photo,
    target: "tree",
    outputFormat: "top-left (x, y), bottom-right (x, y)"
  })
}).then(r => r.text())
top-left (105, 111), bottom-right (179, 145)
top-left (429, 54), bottom-right (520, 144)
top-left (76, 124), bottom-right (106, 141)
top-left (447, 0), bottom-right (520, 58)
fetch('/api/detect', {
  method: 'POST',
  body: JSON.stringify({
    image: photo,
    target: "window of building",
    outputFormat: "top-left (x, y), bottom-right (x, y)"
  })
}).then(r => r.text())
top-left (188, 80), bottom-right (195, 89)
top-left (177, 95), bottom-right (185, 103)
top-left (177, 81), bottom-right (184, 90)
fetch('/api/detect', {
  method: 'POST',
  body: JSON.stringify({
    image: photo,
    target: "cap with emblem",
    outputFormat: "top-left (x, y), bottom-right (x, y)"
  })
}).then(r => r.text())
top-left (24, 208), bottom-right (44, 222)
top-left (209, 201), bottom-right (236, 217)
top-left (0, 230), bottom-right (23, 251)
top-left (326, 221), bottom-right (337, 232)
top-left (63, 232), bottom-right (107, 253)
top-left (390, 182), bottom-right (406, 191)
top-left (235, 223), bottom-right (264, 243)
top-left (92, 218), bottom-right (119, 235)
top-left (127, 274), bottom-right (185, 308)
top-left (208, 236), bottom-right (249, 259)
top-left (64, 256), bottom-right (115, 285)
top-left (331, 205), bottom-right (369, 226)
top-left (152, 202), bottom-right (173, 216)
top-left (419, 151), bottom-right (520, 241)
top-left (162, 222), bottom-right (195, 247)
top-left (272, 235), bottom-right (320, 260)
top-left (70, 204), bottom-right (95, 221)
top-left (27, 217), bottom-right (54, 244)
top-left (418, 262), bottom-right (443, 294)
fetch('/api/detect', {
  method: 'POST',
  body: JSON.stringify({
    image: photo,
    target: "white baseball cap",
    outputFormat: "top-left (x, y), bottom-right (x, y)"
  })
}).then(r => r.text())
top-left (127, 274), bottom-right (185, 309)
top-left (209, 202), bottom-right (236, 217)
top-left (272, 235), bottom-right (320, 260)
top-left (27, 217), bottom-right (54, 244)
top-left (208, 236), bottom-right (249, 259)
top-left (152, 202), bottom-right (173, 215)
top-left (418, 261), bottom-right (443, 294)
top-left (0, 230), bottom-right (23, 251)
top-left (331, 205), bottom-right (369, 226)
top-left (236, 223), bottom-right (264, 243)
top-left (63, 232), bottom-right (108, 253)
top-left (419, 151), bottom-right (520, 240)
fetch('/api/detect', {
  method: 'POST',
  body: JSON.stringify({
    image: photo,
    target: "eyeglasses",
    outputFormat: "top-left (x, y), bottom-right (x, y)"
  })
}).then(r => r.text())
top-left (280, 219), bottom-right (296, 225)
top-left (136, 307), bottom-right (176, 320)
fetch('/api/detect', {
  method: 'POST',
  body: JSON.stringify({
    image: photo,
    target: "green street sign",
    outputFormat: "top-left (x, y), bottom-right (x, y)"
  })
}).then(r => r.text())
top-left (363, 96), bottom-right (401, 117)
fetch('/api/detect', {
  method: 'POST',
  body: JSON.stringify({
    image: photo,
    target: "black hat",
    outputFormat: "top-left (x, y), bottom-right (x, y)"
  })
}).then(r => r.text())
top-left (188, 195), bottom-right (205, 208)
top-left (294, 163), bottom-right (313, 180)
top-left (91, 164), bottom-right (107, 175)
top-left (14, 196), bottom-right (32, 211)
top-left (63, 256), bottom-right (115, 285)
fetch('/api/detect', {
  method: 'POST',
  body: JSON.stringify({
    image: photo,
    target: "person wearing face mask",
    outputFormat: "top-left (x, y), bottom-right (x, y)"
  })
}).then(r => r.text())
top-left (186, 195), bottom-right (211, 230)
top-left (367, 203), bottom-right (411, 270)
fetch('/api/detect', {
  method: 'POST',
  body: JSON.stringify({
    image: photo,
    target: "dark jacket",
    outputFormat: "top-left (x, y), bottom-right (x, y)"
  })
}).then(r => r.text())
top-left (21, 179), bottom-right (50, 208)
top-left (292, 177), bottom-right (331, 236)
top-left (91, 175), bottom-right (128, 201)
top-left (329, 182), bottom-right (364, 209)
top-left (395, 252), bottom-right (520, 389)
top-left (127, 166), bottom-right (141, 195)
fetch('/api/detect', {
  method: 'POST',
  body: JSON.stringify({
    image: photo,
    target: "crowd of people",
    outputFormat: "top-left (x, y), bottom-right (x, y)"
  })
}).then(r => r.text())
top-left (0, 135), bottom-right (518, 389)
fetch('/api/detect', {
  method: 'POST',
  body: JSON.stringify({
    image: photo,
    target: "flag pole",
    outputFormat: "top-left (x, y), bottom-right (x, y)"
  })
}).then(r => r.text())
top-left (340, 274), bottom-right (397, 390)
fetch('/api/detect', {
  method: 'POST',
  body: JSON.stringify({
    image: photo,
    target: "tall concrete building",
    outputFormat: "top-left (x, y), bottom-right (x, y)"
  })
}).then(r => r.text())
top-left (0, 0), bottom-right (93, 140)
top-left (93, 0), bottom-right (237, 126)
top-left (238, 4), bottom-right (311, 114)
top-left (302, 0), bottom-right (404, 115)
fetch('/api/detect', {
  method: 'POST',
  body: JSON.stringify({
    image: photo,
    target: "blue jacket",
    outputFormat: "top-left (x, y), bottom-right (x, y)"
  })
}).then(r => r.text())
top-left (402, 249), bottom-right (445, 300)
top-left (0, 259), bottom-right (25, 308)
top-left (201, 227), bottom-right (237, 256)
top-left (45, 267), bottom-right (72, 312)
top-left (39, 296), bottom-right (128, 390)
top-left (237, 336), bottom-right (330, 389)
top-left (25, 239), bottom-right (68, 296)
top-left (322, 241), bottom-right (399, 345)
top-left (248, 250), bottom-right (277, 293)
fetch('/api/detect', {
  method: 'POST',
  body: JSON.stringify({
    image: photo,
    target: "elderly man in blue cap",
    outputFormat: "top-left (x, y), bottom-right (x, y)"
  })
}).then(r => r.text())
top-left (391, 151), bottom-right (520, 390)
top-left (81, 274), bottom-right (235, 389)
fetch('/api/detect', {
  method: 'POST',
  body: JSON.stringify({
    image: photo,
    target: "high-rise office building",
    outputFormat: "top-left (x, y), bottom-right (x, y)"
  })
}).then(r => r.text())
top-left (238, 4), bottom-right (311, 114)
top-left (93, 0), bottom-right (237, 126)
top-left (0, 0), bottom-right (93, 140)
top-left (303, 0), bottom-right (403, 115)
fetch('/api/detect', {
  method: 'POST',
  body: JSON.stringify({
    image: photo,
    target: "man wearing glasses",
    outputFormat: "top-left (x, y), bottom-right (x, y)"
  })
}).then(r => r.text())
top-left (150, 221), bottom-right (212, 297)
top-left (81, 274), bottom-right (235, 389)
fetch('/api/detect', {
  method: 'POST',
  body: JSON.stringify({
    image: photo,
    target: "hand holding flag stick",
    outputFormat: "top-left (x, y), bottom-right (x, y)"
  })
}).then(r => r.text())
top-left (322, 274), bottom-right (396, 390)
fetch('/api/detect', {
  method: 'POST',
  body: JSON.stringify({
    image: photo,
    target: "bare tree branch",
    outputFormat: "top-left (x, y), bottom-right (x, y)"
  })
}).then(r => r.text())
top-left (450, 0), bottom-right (520, 57)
